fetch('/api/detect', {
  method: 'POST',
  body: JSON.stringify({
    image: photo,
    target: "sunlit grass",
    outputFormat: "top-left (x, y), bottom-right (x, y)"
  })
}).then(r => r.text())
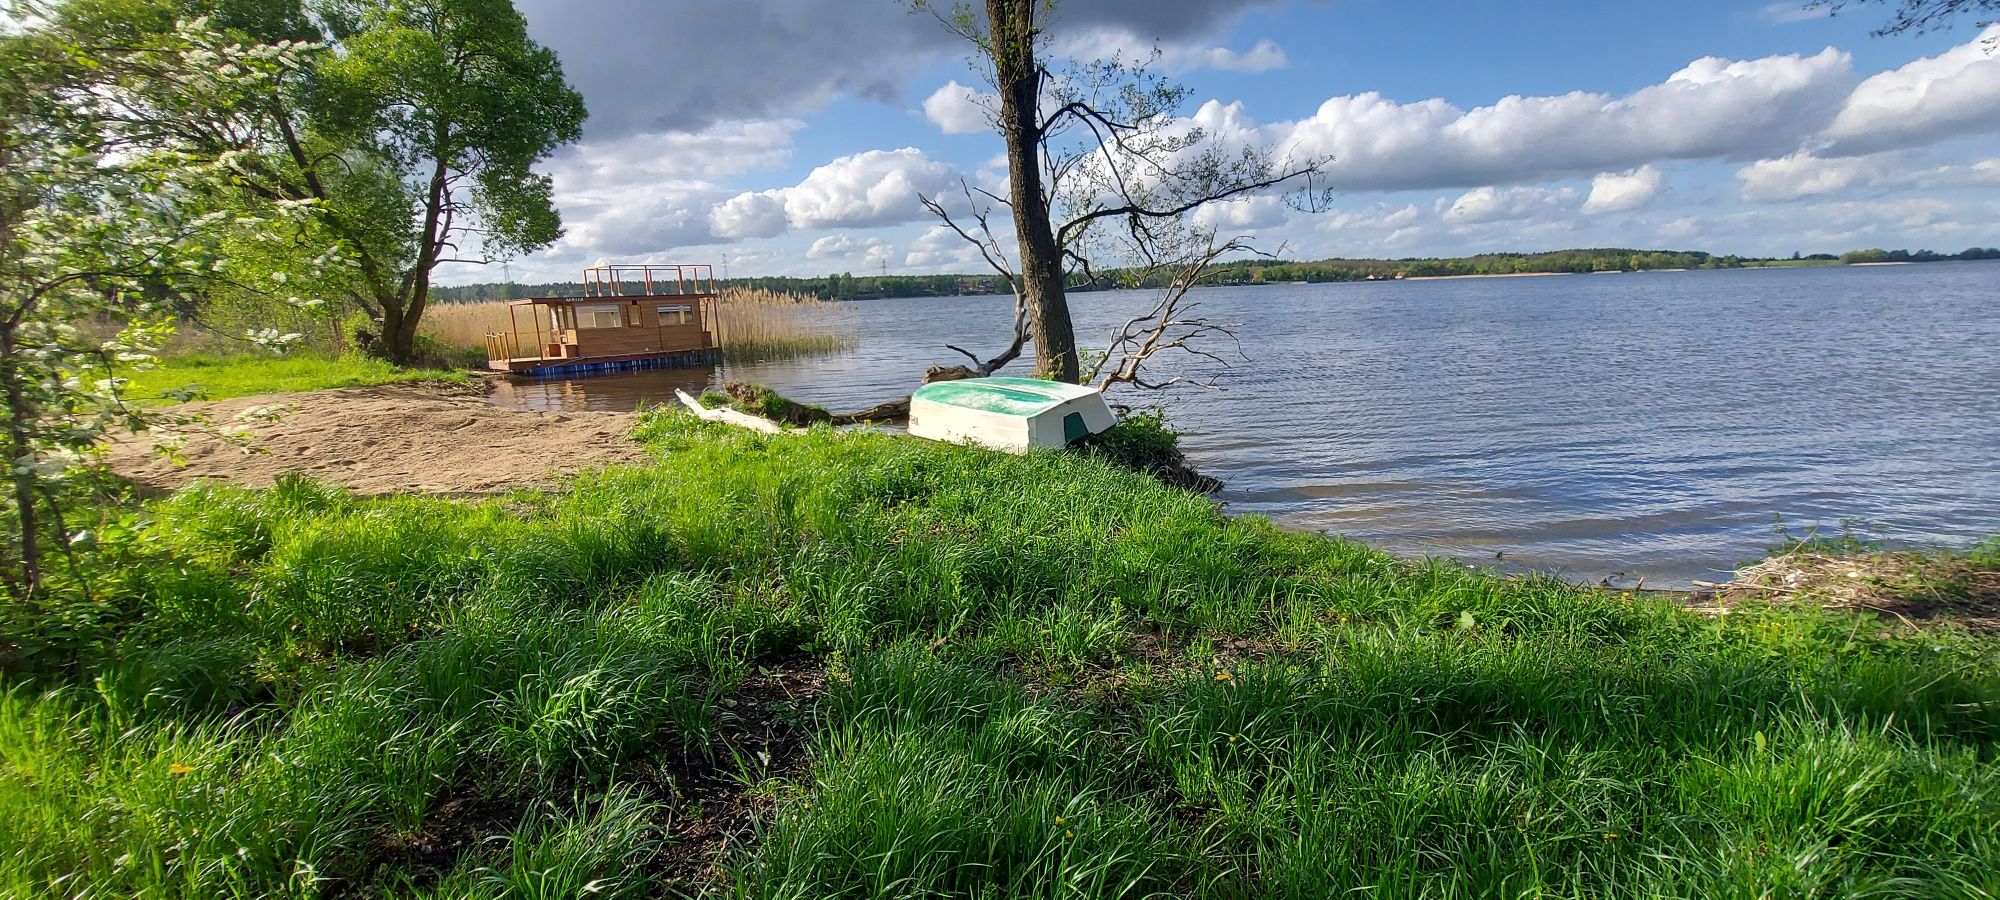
top-left (3, 414), bottom-right (1996, 896)
top-left (122, 352), bottom-right (468, 404)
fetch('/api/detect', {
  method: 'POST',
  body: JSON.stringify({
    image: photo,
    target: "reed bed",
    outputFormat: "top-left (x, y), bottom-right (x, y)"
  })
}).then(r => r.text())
top-left (712, 287), bottom-right (857, 359)
top-left (418, 287), bottom-right (856, 363)
top-left (417, 298), bottom-right (518, 350)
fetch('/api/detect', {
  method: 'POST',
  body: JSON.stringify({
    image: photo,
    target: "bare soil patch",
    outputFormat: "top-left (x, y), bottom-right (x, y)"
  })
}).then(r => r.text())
top-left (643, 654), bottom-right (827, 895)
top-left (107, 380), bottom-right (645, 497)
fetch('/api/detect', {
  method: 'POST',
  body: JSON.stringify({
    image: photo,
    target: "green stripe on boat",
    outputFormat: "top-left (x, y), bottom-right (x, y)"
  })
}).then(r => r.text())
top-left (911, 376), bottom-right (1088, 416)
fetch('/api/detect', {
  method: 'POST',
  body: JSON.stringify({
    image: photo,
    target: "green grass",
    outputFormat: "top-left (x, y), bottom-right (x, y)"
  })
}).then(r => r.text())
top-left (2, 415), bottom-right (1997, 897)
top-left (124, 352), bottom-right (468, 404)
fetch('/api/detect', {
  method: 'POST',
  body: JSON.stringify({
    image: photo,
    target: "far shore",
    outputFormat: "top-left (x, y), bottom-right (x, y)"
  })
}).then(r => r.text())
top-left (1399, 271), bottom-right (1574, 282)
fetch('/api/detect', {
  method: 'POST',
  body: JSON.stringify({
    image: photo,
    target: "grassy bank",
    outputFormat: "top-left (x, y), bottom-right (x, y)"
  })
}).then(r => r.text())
top-left (3, 415), bottom-right (1998, 897)
top-left (125, 353), bottom-right (468, 404)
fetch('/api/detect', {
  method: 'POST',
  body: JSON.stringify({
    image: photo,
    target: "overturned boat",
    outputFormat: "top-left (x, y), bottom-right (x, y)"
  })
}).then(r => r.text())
top-left (908, 376), bottom-right (1116, 453)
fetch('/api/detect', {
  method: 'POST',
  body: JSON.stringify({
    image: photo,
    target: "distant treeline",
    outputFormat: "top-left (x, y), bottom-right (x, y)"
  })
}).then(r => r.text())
top-left (430, 273), bottom-right (1000, 303)
top-left (1205, 249), bottom-right (1713, 284)
top-left (431, 246), bottom-right (2000, 301)
top-left (1840, 247), bottom-right (2000, 264)
top-left (1208, 246), bottom-right (2000, 284)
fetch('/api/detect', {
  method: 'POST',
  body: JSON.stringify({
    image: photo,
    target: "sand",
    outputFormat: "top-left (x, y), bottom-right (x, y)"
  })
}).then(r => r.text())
top-left (107, 381), bottom-right (646, 497)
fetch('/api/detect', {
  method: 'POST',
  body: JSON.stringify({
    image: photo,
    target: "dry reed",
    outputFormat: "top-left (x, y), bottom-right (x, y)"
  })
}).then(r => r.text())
top-left (418, 287), bottom-right (856, 361)
top-left (712, 287), bottom-right (857, 359)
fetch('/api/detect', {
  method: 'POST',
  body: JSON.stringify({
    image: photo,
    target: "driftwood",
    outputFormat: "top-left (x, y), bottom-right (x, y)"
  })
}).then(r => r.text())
top-left (675, 389), bottom-right (790, 434)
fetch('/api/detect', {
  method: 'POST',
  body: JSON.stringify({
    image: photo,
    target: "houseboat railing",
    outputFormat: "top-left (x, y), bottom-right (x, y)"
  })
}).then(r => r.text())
top-left (581, 264), bottom-right (715, 298)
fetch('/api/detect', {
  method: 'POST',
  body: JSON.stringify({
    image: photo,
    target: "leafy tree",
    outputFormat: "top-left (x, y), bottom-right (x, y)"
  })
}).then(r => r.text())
top-left (63, 0), bottom-right (587, 365)
top-left (911, 0), bottom-right (1325, 385)
top-left (0, 9), bottom-right (313, 598)
top-left (311, 0), bottom-right (585, 363)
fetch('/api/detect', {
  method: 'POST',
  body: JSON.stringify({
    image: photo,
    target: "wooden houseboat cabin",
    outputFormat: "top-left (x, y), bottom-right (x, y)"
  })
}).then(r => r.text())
top-left (485, 264), bottom-right (720, 375)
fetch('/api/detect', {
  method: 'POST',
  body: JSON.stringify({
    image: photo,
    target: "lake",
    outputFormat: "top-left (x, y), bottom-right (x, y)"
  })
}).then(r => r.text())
top-left (488, 261), bottom-right (2000, 588)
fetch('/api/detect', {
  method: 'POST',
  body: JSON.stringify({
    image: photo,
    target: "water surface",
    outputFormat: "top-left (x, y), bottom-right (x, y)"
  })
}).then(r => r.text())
top-left (490, 262), bottom-right (2000, 587)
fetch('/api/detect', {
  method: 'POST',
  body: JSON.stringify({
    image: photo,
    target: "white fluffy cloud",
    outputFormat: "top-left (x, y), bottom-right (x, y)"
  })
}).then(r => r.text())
top-left (806, 234), bottom-right (895, 262)
top-left (922, 81), bottom-right (994, 135)
top-left (1443, 185), bottom-right (1576, 225)
top-left (1188, 47), bottom-right (1853, 192)
top-left (1584, 165), bottom-right (1666, 214)
top-left (709, 191), bottom-right (791, 240)
top-left (902, 226), bottom-right (983, 268)
top-left (1055, 27), bottom-right (1291, 75)
top-left (516, 0), bottom-right (1283, 136)
top-left (497, 20), bottom-right (2000, 280)
top-left (551, 119), bottom-right (801, 187)
top-left (1821, 26), bottom-right (2000, 156)
top-left (533, 118), bottom-right (805, 262)
top-left (1183, 38), bottom-right (1289, 73)
top-left (1738, 150), bottom-right (2000, 201)
top-left (709, 148), bottom-right (960, 239)
top-left (1190, 195), bottom-right (1293, 231)
top-left (1738, 152), bottom-right (1884, 201)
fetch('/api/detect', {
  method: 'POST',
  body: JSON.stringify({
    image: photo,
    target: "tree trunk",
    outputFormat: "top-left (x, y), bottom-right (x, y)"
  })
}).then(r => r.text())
top-left (987, 0), bottom-right (1079, 383)
top-left (0, 329), bottom-right (41, 598)
top-left (374, 293), bottom-right (412, 364)
top-left (387, 281), bottom-right (429, 365)
top-left (371, 277), bottom-right (431, 366)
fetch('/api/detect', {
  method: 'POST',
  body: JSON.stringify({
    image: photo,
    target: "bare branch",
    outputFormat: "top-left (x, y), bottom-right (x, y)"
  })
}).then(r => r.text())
top-left (918, 178), bottom-right (1032, 375)
top-left (1092, 233), bottom-right (1255, 393)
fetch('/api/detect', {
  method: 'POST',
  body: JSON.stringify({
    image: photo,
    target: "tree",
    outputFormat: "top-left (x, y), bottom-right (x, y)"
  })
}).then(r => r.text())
top-left (312, 0), bottom-right (585, 363)
top-left (65, 0), bottom-right (587, 365)
top-left (0, 10), bottom-right (313, 599)
top-left (1809, 0), bottom-right (1999, 34)
top-left (911, 0), bottom-right (1326, 385)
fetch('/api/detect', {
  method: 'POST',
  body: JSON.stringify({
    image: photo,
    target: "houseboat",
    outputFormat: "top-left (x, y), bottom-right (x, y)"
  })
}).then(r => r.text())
top-left (485, 264), bottom-right (721, 376)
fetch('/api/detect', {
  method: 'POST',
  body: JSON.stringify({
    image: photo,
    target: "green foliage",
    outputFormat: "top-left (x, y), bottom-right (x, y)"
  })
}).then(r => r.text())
top-left (1, 5), bottom-right (330, 599)
top-left (1, 419), bottom-right (1996, 895)
top-left (713, 382), bottom-right (833, 426)
top-left (303, 0), bottom-right (586, 362)
top-left (45, 0), bottom-right (588, 365)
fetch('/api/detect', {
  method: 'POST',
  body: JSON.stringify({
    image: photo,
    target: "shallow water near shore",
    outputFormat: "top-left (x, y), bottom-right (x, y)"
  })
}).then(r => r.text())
top-left (487, 261), bottom-right (2000, 588)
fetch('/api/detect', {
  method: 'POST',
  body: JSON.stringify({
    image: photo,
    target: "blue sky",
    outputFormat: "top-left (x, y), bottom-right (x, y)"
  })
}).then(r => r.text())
top-left (484, 0), bottom-right (2000, 282)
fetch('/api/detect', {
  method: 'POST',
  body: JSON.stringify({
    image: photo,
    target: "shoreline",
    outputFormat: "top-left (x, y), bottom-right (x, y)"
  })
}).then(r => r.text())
top-left (1398, 271), bottom-right (1574, 281)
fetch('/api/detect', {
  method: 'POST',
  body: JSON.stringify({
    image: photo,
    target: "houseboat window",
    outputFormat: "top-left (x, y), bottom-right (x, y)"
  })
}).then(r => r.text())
top-left (576, 303), bottom-right (624, 329)
top-left (657, 304), bottom-right (692, 325)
